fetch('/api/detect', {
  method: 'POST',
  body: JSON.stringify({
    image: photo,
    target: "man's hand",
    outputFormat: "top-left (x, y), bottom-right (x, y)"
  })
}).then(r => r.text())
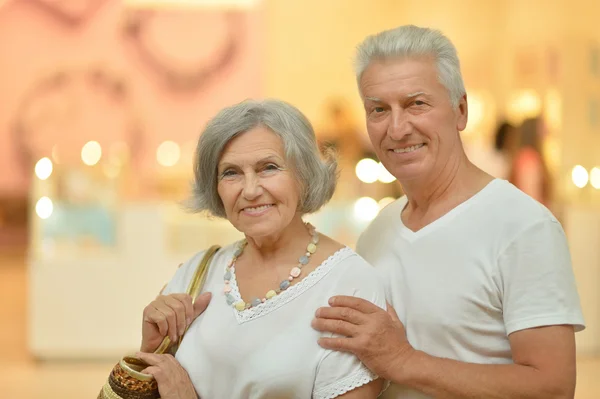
top-left (311, 295), bottom-right (414, 382)
top-left (136, 352), bottom-right (198, 399)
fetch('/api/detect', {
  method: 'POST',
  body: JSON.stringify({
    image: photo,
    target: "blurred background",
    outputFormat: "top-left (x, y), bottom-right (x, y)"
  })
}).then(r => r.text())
top-left (0, 0), bottom-right (599, 397)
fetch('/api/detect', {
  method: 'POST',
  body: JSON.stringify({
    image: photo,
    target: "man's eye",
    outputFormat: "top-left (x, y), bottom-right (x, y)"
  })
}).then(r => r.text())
top-left (414, 100), bottom-right (426, 106)
top-left (374, 107), bottom-right (385, 113)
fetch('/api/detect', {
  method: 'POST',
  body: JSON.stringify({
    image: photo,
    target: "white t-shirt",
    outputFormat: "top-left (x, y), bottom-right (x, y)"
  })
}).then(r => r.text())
top-left (356, 179), bottom-right (585, 399)
top-left (162, 245), bottom-right (385, 399)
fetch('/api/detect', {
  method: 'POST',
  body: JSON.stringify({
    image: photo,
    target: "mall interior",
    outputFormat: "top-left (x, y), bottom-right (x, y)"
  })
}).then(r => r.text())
top-left (0, 0), bottom-right (599, 397)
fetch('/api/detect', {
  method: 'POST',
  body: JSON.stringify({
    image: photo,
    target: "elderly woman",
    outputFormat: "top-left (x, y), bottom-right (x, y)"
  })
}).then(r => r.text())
top-left (136, 99), bottom-right (385, 399)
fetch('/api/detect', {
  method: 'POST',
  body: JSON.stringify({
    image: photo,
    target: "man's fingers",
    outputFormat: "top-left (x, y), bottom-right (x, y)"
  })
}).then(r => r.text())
top-left (311, 318), bottom-right (359, 337)
top-left (328, 295), bottom-right (380, 314)
top-left (386, 302), bottom-right (401, 322)
top-left (317, 337), bottom-right (355, 353)
top-left (193, 292), bottom-right (212, 319)
top-left (315, 306), bottom-right (368, 325)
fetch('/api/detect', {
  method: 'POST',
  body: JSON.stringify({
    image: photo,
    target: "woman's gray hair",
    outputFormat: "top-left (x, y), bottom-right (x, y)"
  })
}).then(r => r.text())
top-left (188, 99), bottom-right (338, 218)
top-left (354, 25), bottom-right (466, 108)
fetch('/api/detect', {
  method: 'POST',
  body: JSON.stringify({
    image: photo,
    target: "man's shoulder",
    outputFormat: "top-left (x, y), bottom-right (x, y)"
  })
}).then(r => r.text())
top-left (480, 179), bottom-right (558, 229)
top-left (358, 196), bottom-right (406, 238)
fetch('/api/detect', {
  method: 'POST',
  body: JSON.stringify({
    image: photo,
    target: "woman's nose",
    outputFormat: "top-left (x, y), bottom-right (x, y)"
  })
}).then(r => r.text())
top-left (242, 174), bottom-right (263, 200)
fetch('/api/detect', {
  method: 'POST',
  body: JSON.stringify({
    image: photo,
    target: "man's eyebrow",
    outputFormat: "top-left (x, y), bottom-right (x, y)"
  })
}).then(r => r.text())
top-left (365, 92), bottom-right (426, 102)
top-left (406, 91), bottom-right (426, 98)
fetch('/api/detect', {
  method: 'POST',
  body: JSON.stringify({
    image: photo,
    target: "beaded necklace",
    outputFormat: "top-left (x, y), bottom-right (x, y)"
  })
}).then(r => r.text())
top-left (223, 223), bottom-right (319, 311)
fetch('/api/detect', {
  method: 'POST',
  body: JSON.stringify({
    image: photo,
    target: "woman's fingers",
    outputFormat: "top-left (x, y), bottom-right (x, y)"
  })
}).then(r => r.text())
top-left (162, 295), bottom-right (192, 337)
top-left (149, 301), bottom-right (179, 343)
top-left (192, 292), bottom-right (212, 319)
top-left (143, 303), bottom-right (169, 338)
top-left (146, 294), bottom-right (196, 343)
top-left (169, 294), bottom-right (194, 327)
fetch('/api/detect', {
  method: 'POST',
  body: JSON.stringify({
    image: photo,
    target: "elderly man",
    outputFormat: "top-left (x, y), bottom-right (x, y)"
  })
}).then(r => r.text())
top-left (312, 25), bottom-right (585, 399)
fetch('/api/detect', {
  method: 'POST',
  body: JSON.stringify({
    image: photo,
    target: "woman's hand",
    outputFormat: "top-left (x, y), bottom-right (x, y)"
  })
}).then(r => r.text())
top-left (141, 292), bottom-right (212, 353)
top-left (136, 352), bottom-right (198, 399)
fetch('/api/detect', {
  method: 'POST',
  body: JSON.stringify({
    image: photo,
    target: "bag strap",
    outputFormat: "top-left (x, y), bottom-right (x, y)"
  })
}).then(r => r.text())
top-left (153, 245), bottom-right (221, 354)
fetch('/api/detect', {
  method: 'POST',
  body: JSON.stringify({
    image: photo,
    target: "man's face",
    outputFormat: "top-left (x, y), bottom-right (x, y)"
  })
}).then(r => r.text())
top-left (359, 57), bottom-right (468, 183)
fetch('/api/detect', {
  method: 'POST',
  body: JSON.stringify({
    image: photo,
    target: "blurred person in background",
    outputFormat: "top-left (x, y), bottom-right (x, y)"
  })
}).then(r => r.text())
top-left (135, 99), bottom-right (384, 399)
top-left (465, 121), bottom-right (519, 180)
top-left (311, 25), bottom-right (585, 399)
top-left (318, 97), bottom-right (372, 164)
top-left (509, 117), bottom-right (553, 208)
top-left (492, 121), bottom-right (519, 179)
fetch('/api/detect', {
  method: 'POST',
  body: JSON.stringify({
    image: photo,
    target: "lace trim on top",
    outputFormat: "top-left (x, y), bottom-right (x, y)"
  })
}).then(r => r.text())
top-left (228, 246), bottom-right (354, 324)
top-left (313, 367), bottom-right (379, 399)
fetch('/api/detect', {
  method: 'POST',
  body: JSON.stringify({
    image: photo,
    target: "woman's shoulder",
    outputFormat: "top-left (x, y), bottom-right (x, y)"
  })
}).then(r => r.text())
top-left (317, 235), bottom-right (377, 272)
top-left (162, 241), bottom-right (239, 295)
top-left (334, 249), bottom-right (383, 285)
top-left (325, 248), bottom-right (387, 310)
top-left (316, 236), bottom-right (385, 298)
top-left (182, 242), bottom-right (238, 272)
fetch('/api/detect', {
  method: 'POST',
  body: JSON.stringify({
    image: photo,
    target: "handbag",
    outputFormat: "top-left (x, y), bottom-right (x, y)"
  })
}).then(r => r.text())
top-left (98, 245), bottom-right (221, 399)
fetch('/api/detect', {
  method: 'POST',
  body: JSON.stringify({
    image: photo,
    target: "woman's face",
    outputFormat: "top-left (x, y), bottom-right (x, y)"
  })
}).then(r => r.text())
top-left (217, 126), bottom-right (301, 239)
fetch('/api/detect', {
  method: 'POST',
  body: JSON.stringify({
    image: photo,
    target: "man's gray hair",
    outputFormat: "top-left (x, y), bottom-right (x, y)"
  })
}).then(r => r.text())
top-left (354, 25), bottom-right (466, 107)
top-left (188, 99), bottom-right (338, 218)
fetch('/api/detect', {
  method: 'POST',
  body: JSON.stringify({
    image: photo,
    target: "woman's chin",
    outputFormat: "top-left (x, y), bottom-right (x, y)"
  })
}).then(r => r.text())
top-left (239, 223), bottom-right (279, 240)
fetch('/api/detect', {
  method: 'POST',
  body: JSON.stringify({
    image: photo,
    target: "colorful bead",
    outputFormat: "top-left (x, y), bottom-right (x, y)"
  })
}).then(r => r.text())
top-left (223, 284), bottom-right (232, 294)
top-left (224, 270), bottom-right (232, 280)
top-left (280, 280), bottom-right (290, 290)
top-left (251, 298), bottom-right (262, 307)
top-left (290, 267), bottom-right (301, 278)
top-left (299, 255), bottom-right (309, 265)
top-left (312, 234), bottom-right (319, 244)
top-left (266, 290), bottom-right (277, 299)
top-left (307, 243), bottom-right (317, 254)
top-left (225, 294), bottom-right (236, 305)
top-left (234, 301), bottom-right (246, 311)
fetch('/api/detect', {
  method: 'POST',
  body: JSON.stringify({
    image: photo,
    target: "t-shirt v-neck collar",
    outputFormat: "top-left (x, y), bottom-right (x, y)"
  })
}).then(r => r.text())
top-left (396, 179), bottom-right (501, 242)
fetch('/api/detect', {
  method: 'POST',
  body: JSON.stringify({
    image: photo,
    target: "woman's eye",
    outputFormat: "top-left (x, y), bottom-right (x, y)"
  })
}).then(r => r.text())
top-left (221, 170), bottom-right (237, 177)
top-left (261, 164), bottom-right (280, 174)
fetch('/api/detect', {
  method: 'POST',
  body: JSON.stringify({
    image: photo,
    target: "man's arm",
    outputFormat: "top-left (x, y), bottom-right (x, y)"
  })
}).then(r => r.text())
top-left (398, 325), bottom-right (576, 399)
top-left (312, 298), bottom-right (577, 399)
